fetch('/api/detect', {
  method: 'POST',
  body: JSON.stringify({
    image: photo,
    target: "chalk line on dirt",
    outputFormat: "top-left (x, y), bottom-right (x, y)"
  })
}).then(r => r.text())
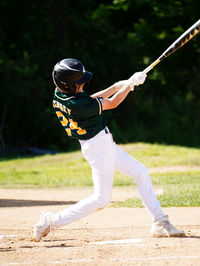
top-left (92, 238), bottom-right (143, 245)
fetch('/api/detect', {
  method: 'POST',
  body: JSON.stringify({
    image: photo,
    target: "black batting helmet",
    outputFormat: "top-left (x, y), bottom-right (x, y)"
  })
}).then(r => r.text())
top-left (52, 58), bottom-right (93, 91)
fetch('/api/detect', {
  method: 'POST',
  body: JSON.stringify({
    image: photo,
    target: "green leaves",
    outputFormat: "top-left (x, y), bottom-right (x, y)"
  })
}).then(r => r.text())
top-left (0, 0), bottom-right (200, 150)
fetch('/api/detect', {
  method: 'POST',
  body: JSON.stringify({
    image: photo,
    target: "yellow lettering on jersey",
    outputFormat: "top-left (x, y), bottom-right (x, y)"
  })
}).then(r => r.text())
top-left (59, 103), bottom-right (64, 112)
top-left (67, 108), bottom-right (71, 115)
top-left (77, 128), bottom-right (86, 135)
top-left (56, 111), bottom-right (68, 126)
top-left (69, 119), bottom-right (86, 135)
top-left (65, 128), bottom-right (72, 136)
top-left (53, 100), bottom-right (68, 113)
top-left (69, 119), bottom-right (78, 130)
top-left (55, 111), bottom-right (86, 137)
top-left (53, 100), bottom-right (58, 108)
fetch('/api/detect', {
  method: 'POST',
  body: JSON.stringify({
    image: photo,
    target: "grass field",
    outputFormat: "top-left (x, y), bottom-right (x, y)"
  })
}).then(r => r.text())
top-left (1, 142), bottom-right (200, 207)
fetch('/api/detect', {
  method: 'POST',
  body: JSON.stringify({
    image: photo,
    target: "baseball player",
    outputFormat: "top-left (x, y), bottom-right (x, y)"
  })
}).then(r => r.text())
top-left (33, 58), bottom-right (185, 241)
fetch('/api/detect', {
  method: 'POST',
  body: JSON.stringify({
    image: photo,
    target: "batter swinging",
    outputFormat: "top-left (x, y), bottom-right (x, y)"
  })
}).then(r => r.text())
top-left (33, 58), bottom-right (185, 241)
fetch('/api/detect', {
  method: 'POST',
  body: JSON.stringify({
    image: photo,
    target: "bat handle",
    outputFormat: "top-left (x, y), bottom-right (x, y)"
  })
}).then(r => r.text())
top-left (143, 58), bottom-right (162, 74)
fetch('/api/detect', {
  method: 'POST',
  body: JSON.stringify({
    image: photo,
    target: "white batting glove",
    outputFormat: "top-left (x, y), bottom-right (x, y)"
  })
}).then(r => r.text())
top-left (129, 72), bottom-right (147, 90)
top-left (125, 79), bottom-right (136, 91)
top-left (114, 72), bottom-right (146, 92)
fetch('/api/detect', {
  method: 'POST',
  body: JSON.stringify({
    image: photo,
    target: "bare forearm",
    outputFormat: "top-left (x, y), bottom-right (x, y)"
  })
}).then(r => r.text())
top-left (101, 85), bottom-right (132, 110)
top-left (91, 84), bottom-right (118, 99)
top-left (109, 85), bottom-right (131, 107)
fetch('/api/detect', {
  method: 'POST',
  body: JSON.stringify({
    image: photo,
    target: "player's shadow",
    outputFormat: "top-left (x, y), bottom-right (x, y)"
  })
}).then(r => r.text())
top-left (0, 199), bottom-right (77, 207)
top-left (0, 247), bottom-right (13, 252)
top-left (184, 235), bottom-right (200, 239)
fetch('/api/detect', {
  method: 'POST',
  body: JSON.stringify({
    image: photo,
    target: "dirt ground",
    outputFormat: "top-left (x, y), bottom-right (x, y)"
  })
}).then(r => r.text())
top-left (0, 188), bottom-right (200, 266)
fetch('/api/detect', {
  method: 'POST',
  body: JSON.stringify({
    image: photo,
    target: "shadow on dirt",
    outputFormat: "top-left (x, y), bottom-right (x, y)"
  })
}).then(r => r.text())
top-left (184, 235), bottom-right (200, 239)
top-left (0, 199), bottom-right (77, 207)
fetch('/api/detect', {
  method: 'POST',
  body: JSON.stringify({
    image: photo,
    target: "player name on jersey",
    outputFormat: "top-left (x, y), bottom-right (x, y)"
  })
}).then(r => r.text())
top-left (53, 100), bottom-right (71, 115)
top-left (53, 89), bottom-right (106, 140)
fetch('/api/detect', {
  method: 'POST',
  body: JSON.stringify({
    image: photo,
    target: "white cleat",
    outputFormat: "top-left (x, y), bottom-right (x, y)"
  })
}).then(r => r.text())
top-left (33, 211), bottom-right (53, 242)
top-left (151, 215), bottom-right (185, 237)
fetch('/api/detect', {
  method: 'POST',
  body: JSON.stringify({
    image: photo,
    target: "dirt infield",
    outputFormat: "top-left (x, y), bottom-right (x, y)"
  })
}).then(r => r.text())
top-left (0, 188), bottom-right (200, 266)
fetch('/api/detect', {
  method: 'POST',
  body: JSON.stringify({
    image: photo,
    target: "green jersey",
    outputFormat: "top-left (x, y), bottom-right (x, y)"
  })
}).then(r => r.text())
top-left (53, 88), bottom-right (106, 140)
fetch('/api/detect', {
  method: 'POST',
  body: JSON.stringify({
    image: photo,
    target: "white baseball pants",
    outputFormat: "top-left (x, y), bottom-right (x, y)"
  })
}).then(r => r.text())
top-left (52, 129), bottom-right (165, 228)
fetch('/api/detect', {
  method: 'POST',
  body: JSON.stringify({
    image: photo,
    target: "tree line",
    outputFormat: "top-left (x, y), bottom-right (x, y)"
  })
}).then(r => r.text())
top-left (0, 0), bottom-right (200, 153)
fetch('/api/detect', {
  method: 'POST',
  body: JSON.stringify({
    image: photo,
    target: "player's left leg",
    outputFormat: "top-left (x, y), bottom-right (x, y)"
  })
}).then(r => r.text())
top-left (114, 143), bottom-right (164, 221)
top-left (114, 144), bottom-right (185, 237)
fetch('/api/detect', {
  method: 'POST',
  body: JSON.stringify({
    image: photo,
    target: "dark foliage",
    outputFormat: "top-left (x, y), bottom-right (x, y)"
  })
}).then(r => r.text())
top-left (0, 0), bottom-right (199, 152)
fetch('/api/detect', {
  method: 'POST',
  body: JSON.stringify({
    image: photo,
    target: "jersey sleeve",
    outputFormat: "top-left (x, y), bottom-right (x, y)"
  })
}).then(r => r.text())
top-left (95, 97), bottom-right (102, 115)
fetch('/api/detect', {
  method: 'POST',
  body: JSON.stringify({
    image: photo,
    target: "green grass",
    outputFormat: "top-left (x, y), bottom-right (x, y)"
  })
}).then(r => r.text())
top-left (113, 183), bottom-right (200, 208)
top-left (0, 151), bottom-right (92, 187)
top-left (1, 142), bottom-right (200, 207)
top-left (119, 142), bottom-right (200, 167)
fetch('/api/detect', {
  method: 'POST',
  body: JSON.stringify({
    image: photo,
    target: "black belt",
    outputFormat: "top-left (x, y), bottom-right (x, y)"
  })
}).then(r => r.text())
top-left (104, 127), bottom-right (109, 134)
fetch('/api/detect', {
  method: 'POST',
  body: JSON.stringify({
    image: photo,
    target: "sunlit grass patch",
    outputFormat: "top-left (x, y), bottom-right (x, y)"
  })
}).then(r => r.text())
top-left (112, 182), bottom-right (200, 207)
top-left (1, 142), bottom-right (200, 207)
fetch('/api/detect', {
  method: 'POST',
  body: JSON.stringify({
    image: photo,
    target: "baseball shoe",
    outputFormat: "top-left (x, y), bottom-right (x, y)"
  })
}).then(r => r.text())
top-left (151, 215), bottom-right (185, 237)
top-left (33, 211), bottom-right (53, 242)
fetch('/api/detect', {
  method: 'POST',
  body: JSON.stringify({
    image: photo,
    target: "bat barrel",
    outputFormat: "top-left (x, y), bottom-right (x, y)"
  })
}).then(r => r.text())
top-left (162, 19), bottom-right (200, 58)
top-left (143, 19), bottom-right (200, 74)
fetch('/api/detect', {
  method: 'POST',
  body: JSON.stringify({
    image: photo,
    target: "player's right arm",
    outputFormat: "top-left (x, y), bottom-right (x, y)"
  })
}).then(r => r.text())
top-left (100, 83), bottom-right (133, 110)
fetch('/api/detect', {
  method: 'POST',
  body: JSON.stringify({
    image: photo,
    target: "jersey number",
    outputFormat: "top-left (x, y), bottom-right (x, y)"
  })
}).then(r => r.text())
top-left (56, 111), bottom-right (86, 136)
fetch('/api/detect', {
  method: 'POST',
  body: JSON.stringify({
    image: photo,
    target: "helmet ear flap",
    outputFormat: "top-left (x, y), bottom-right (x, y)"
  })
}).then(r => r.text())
top-left (52, 72), bottom-right (75, 93)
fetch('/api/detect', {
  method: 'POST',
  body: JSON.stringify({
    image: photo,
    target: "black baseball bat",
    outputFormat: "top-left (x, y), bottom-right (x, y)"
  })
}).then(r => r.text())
top-left (143, 19), bottom-right (200, 74)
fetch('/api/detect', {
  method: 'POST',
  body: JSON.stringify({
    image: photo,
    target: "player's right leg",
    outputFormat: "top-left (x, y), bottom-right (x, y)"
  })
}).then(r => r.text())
top-left (33, 211), bottom-right (53, 242)
top-left (33, 129), bottom-right (115, 241)
top-left (49, 131), bottom-right (115, 228)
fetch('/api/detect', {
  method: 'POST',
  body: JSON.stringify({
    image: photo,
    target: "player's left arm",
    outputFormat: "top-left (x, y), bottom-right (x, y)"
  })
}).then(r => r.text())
top-left (91, 72), bottom-right (147, 99)
top-left (95, 72), bottom-right (147, 110)
top-left (91, 80), bottom-right (127, 99)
